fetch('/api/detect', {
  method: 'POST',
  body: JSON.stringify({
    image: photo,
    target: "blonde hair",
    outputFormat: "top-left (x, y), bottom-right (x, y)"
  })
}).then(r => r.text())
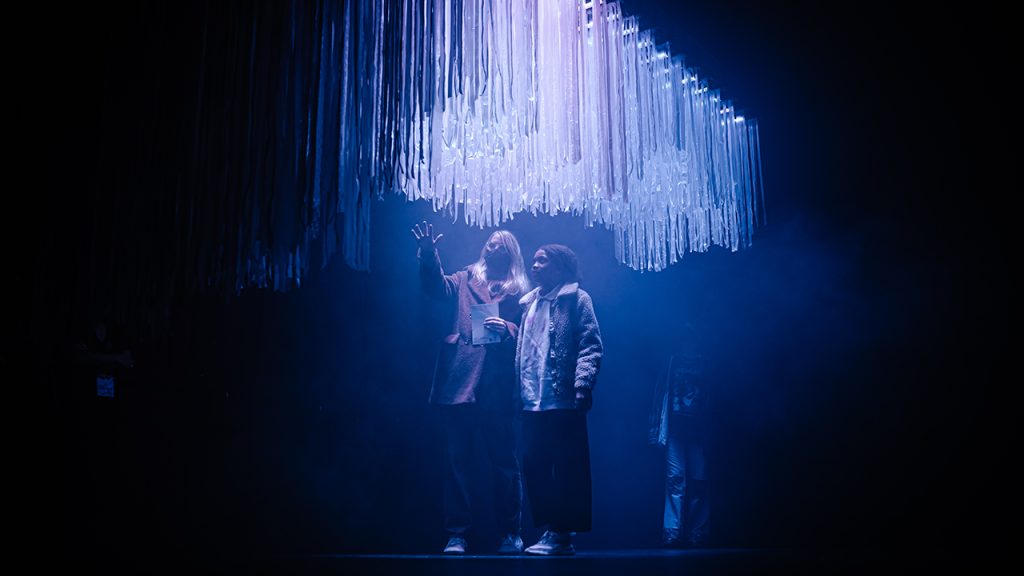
top-left (468, 230), bottom-right (530, 296)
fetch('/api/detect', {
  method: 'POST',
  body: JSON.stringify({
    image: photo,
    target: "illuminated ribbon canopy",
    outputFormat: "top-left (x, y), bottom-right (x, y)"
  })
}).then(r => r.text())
top-left (60, 0), bottom-right (763, 340)
top-left (337, 0), bottom-right (763, 272)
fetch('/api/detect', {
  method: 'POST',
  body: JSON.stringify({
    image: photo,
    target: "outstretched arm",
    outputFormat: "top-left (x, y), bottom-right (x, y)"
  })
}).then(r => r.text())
top-left (412, 221), bottom-right (458, 300)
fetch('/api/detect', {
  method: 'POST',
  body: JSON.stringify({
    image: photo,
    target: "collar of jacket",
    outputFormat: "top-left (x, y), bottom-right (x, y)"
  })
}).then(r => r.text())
top-left (519, 282), bottom-right (578, 306)
top-left (466, 268), bottom-right (510, 303)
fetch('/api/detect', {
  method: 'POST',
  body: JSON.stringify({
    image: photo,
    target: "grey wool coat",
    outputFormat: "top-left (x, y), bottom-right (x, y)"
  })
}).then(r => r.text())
top-left (515, 282), bottom-right (604, 400)
top-left (419, 249), bottom-right (523, 410)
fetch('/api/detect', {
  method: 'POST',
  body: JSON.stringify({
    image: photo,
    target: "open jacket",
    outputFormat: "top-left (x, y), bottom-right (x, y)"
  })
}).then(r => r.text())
top-left (514, 282), bottom-right (603, 404)
top-left (648, 351), bottom-right (708, 445)
top-left (419, 249), bottom-right (522, 410)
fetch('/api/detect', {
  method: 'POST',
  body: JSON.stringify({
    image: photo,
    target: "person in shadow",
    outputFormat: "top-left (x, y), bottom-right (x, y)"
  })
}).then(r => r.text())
top-left (649, 321), bottom-right (710, 548)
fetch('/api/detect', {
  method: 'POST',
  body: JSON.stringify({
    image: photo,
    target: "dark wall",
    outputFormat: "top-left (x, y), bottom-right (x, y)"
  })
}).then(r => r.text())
top-left (37, 0), bottom-right (1007, 569)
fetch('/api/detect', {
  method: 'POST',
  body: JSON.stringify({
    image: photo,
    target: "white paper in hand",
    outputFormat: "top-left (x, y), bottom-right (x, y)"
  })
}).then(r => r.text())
top-left (471, 302), bottom-right (501, 345)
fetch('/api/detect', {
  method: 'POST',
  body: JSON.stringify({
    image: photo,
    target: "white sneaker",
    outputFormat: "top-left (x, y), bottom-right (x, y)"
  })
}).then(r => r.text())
top-left (524, 530), bottom-right (575, 556)
top-left (443, 536), bottom-right (467, 554)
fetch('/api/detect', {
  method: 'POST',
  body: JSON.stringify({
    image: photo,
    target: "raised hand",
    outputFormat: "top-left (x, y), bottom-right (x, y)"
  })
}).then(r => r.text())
top-left (411, 221), bottom-right (444, 253)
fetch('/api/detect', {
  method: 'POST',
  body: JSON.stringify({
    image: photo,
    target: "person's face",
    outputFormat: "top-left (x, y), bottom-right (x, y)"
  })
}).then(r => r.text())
top-left (531, 249), bottom-right (558, 289)
top-left (484, 234), bottom-right (510, 267)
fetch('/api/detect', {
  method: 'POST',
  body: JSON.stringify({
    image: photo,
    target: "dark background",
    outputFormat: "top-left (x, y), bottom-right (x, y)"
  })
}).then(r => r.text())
top-left (27, 0), bottom-right (1007, 571)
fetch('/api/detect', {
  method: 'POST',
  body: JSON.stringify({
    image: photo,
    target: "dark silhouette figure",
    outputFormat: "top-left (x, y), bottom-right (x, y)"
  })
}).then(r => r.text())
top-left (649, 322), bottom-right (710, 548)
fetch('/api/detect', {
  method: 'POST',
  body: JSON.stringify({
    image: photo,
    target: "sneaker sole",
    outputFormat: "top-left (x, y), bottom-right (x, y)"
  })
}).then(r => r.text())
top-left (524, 549), bottom-right (575, 556)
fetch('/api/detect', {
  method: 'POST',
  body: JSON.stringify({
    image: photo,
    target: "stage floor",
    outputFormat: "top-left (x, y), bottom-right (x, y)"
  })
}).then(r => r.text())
top-left (245, 548), bottom-right (876, 575)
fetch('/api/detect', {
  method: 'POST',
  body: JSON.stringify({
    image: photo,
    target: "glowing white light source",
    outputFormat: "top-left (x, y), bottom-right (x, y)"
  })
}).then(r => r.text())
top-left (342, 0), bottom-right (762, 271)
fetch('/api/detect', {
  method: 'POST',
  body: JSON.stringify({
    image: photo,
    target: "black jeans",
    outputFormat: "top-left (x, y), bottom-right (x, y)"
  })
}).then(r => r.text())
top-left (441, 404), bottom-right (523, 537)
top-left (521, 409), bottom-right (592, 533)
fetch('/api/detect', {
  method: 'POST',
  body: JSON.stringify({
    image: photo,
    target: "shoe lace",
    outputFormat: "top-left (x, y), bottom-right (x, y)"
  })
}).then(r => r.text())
top-left (541, 531), bottom-right (562, 545)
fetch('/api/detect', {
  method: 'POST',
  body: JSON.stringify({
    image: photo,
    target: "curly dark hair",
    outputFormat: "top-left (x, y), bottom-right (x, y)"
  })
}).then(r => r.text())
top-left (537, 243), bottom-right (581, 284)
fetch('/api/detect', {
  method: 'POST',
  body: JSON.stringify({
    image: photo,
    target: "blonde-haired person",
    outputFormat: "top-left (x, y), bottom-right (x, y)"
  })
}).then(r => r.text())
top-left (412, 222), bottom-right (530, 555)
